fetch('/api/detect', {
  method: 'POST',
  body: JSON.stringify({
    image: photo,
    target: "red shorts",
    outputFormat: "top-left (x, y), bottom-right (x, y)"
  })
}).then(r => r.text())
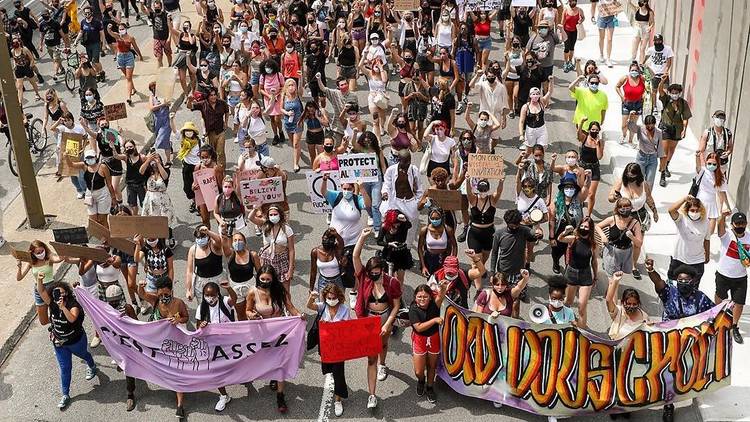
top-left (153, 39), bottom-right (172, 58)
top-left (411, 331), bottom-right (440, 355)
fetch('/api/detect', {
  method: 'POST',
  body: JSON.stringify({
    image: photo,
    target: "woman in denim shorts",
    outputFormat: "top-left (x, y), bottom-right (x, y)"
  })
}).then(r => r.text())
top-left (109, 22), bottom-right (144, 105)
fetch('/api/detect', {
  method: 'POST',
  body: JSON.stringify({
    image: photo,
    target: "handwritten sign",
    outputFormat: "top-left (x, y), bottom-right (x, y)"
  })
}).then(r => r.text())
top-left (427, 188), bottom-right (462, 211)
top-left (11, 248), bottom-right (33, 263)
top-left (53, 227), bottom-right (89, 245)
top-left (58, 132), bottom-right (84, 176)
top-left (108, 215), bottom-right (169, 239)
top-left (193, 168), bottom-right (220, 211)
top-left (466, 153), bottom-right (505, 179)
top-left (306, 171), bottom-right (340, 214)
top-left (459, 0), bottom-right (505, 11)
top-left (319, 316), bottom-right (382, 363)
top-left (239, 177), bottom-right (284, 207)
top-left (338, 153), bottom-right (380, 183)
top-left (104, 103), bottom-right (128, 121)
top-left (50, 242), bottom-right (110, 263)
top-left (87, 218), bottom-right (137, 256)
top-left (393, 0), bottom-right (419, 11)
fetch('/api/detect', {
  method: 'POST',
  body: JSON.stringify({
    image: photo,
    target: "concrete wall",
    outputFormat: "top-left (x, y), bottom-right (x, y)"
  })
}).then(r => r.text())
top-left (651, 0), bottom-right (750, 210)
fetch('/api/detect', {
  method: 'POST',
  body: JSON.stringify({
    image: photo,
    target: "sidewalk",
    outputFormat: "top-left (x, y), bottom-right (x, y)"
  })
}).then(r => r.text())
top-left (575, 6), bottom-right (749, 422)
top-left (0, 1), bottom-right (208, 365)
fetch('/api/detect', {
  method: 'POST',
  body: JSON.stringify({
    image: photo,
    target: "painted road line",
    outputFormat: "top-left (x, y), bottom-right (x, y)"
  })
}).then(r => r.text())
top-left (317, 373), bottom-right (334, 422)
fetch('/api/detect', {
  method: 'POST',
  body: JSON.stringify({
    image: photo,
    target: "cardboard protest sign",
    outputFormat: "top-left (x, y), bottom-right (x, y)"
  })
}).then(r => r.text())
top-left (193, 168), bottom-right (220, 211)
top-left (319, 316), bottom-right (382, 363)
top-left (104, 103), bottom-right (128, 121)
top-left (58, 132), bottom-right (84, 176)
top-left (87, 218), bottom-right (137, 255)
top-left (50, 242), bottom-right (110, 262)
top-left (108, 215), bottom-right (169, 239)
top-left (439, 299), bottom-right (734, 417)
top-left (511, 0), bottom-right (536, 7)
top-left (393, 0), bottom-right (419, 11)
top-left (460, 0), bottom-right (505, 11)
top-left (427, 188), bottom-right (462, 210)
top-left (466, 154), bottom-right (505, 179)
top-left (155, 67), bottom-right (175, 102)
top-left (53, 227), bottom-right (89, 245)
top-left (305, 171), bottom-right (340, 214)
top-left (338, 153), bottom-right (380, 183)
top-left (239, 177), bottom-right (284, 208)
top-left (11, 248), bottom-right (33, 263)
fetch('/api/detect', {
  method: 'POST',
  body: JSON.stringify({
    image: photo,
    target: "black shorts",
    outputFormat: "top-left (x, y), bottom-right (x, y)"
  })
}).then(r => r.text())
top-left (541, 66), bottom-right (554, 80)
top-left (581, 161), bottom-right (601, 181)
top-left (126, 183), bottom-right (146, 208)
top-left (338, 65), bottom-right (356, 80)
top-left (311, 78), bottom-right (326, 99)
top-left (667, 257), bottom-right (705, 283)
top-left (14, 66), bottom-right (34, 79)
top-left (564, 30), bottom-right (577, 53)
top-left (467, 225), bottom-right (494, 252)
top-left (306, 130), bottom-right (324, 145)
top-left (564, 266), bottom-right (593, 286)
top-left (715, 271), bottom-right (747, 305)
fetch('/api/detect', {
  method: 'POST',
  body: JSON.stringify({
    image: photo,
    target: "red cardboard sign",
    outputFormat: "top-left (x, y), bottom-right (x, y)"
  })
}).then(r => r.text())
top-left (319, 316), bottom-right (381, 363)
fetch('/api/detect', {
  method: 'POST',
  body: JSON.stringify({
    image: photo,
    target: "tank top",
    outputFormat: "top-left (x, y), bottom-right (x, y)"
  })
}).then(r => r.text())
top-left (580, 143), bottom-right (598, 164)
top-left (96, 264), bottom-right (120, 283)
top-left (621, 186), bottom-right (647, 211)
top-left (436, 24), bottom-right (452, 48)
top-left (474, 20), bottom-right (490, 36)
top-left (46, 104), bottom-right (63, 121)
top-left (569, 239), bottom-right (592, 269)
top-left (317, 256), bottom-right (340, 278)
top-left (125, 156), bottom-right (146, 185)
top-left (254, 292), bottom-right (281, 317)
top-left (470, 200), bottom-right (495, 225)
top-left (608, 221), bottom-right (634, 249)
top-left (635, 8), bottom-right (650, 22)
top-left (338, 45), bottom-right (356, 66)
top-left (563, 11), bottom-right (579, 32)
top-left (399, 62), bottom-right (415, 79)
top-left (623, 78), bottom-right (646, 102)
top-left (217, 193), bottom-right (243, 219)
top-left (195, 249), bottom-right (223, 278)
top-left (13, 50), bottom-right (30, 68)
top-left (319, 155), bottom-right (339, 171)
top-left (116, 38), bottom-right (132, 53)
top-left (426, 228), bottom-right (448, 249)
top-left (84, 168), bottom-right (106, 190)
top-left (506, 51), bottom-right (524, 80)
top-left (228, 252), bottom-right (254, 283)
top-left (352, 14), bottom-right (365, 28)
top-left (525, 104), bottom-right (545, 128)
top-left (282, 53), bottom-right (301, 78)
top-left (438, 61), bottom-right (455, 78)
top-left (391, 132), bottom-right (411, 150)
top-left (369, 78), bottom-right (386, 93)
top-left (478, 289), bottom-right (513, 316)
top-left (32, 264), bottom-right (54, 283)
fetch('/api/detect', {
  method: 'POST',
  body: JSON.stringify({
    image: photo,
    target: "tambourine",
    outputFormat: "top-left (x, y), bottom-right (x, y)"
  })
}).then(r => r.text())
top-left (529, 209), bottom-right (544, 223)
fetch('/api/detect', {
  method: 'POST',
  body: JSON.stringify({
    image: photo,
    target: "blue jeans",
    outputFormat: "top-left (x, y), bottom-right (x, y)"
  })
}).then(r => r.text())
top-left (636, 151), bottom-right (658, 188)
top-left (256, 143), bottom-right (270, 158)
top-left (70, 170), bottom-right (86, 195)
top-left (54, 332), bottom-right (96, 396)
top-left (361, 180), bottom-right (382, 231)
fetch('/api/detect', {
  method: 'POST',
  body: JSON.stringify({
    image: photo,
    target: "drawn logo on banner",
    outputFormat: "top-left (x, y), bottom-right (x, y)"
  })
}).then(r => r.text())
top-left (161, 338), bottom-right (210, 370)
top-left (439, 300), bottom-right (734, 416)
top-left (306, 171), bottom-right (340, 213)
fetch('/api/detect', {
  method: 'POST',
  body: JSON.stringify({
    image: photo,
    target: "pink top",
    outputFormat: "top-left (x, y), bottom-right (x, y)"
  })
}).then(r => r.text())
top-left (260, 72), bottom-right (284, 116)
top-left (319, 155), bottom-right (339, 171)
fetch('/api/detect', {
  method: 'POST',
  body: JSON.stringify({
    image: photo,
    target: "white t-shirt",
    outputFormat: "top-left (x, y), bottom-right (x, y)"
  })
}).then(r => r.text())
top-left (673, 214), bottom-right (710, 264)
top-left (717, 231), bottom-right (750, 279)
top-left (57, 124), bottom-right (86, 146)
top-left (247, 116), bottom-right (268, 145)
top-left (477, 78), bottom-right (509, 116)
top-left (331, 197), bottom-right (364, 247)
top-left (430, 136), bottom-right (456, 163)
top-left (262, 224), bottom-right (294, 248)
top-left (517, 194), bottom-right (548, 220)
top-left (645, 45), bottom-right (674, 75)
top-left (195, 296), bottom-right (234, 323)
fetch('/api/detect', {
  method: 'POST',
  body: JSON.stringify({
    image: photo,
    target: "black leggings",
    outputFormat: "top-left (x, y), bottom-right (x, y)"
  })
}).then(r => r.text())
top-left (564, 29), bottom-right (578, 53)
top-left (120, 0), bottom-right (140, 18)
top-left (321, 362), bottom-right (349, 398)
top-left (182, 162), bottom-right (196, 200)
top-left (126, 376), bottom-right (135, 397)
top-left (551, 225), bottom-right (567, 264)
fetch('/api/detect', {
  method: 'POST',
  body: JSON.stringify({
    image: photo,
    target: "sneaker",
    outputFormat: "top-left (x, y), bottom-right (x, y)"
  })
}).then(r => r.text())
top-left (58, 394), bottom-right (70, 409)
top-left (140, 302), bottom-right (151, 315)
top-left (548, 417), bottom-right (558, 422)
top-left (334, 400), bottom-right (344, 417)
top-left (456, 100), bottom-right (467, 115)
top-left (37, 73), bottom-right (44, 84)
top-left (167, 238), bottom-right (177, 249)
top-left (272, 135), bottom-right (280, 146)
top-left (732, 325), bottom-right (744, 344)
top-left (77, 192), bottom-right (85, 199)
top-left (508, 111), bottom-right (515, 119)
top-left (662, 404), bottom-right (674, 422)
top-left (606, 58), bottom-right (613, 68)
top-left (659, 173), bottom-right (667, 187)
top-left (518, 142), bottom-right (527, 151)
top-left (189, 202), bottom-right (198, 214)
top-left (552, 261), bottom-right (561, 274)
top-left (367, 394), bottom-right (378, 409)
top-left (377, 364), bottom-right (388, 381)
top-left (599, 55), bottom-right (606, 64)
top-left (276, 393), bottom-right (288, 413)
top-left (367, 217), bottom-right (374, 227)
top-left (255, 226), bottom-right (262, 236)
top-left (664, 168), bottom-right (672, 178)
top-left (457, 225), bottom-right (468, 243)
top-left (618, 137), bottom-right (626, 145)
top-left (493, 401), bottom-right (503, 408)
top-left (269, 380), bottom-right (278, 391)
top-left (85, 366), bottom-right (98, 380)
top-left (126, 397), bottom-right (135, 411)
top-left (175, 405), bottom-right (185, 419)
top-left (425, 386), bottom-right (436, 403)
top-left (0, 237), bottom-right (6, 248)
top-left (215, 394), bottom-right (230, 412)
top-left (416, 380), bottom-right (425, 396)
top-left (349, 291), bottom-right (357, 308)
top-left (632, 269), bottom-right (642, 280)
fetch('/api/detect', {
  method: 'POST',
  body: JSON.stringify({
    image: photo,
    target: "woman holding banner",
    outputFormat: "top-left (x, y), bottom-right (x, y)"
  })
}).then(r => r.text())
top-left (17, 240), bottom-right (66, 326)
top-left (186, 225), bottom-right (226, 304)
top-left (306, 284), bottom-right (351, 417)
top-left (409, 282), bottom-right (448, 404)
top-left (353, 228), bottom-right (402, 410)
top-left (246, 265), bottom-right (305, 414)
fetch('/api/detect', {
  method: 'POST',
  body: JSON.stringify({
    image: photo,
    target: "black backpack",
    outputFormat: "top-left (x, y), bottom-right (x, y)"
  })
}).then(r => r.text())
top-left (330, 192), bottom-right (362, 212)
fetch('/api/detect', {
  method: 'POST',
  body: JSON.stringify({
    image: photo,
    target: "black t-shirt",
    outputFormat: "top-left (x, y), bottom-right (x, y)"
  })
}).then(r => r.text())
top-left (491, 226), bottom-right (537, 274)
top-left (49, 297), bottom-right (85, 346)
top-left (513, 13), bottom-right (533, 37)
top-left (409, 301), bottom-right (440, 337)
top-left (80, 18), bottom-right (103, 46)
top-left (163, 0), bottom-right (181, 12)
top-left (287, 0), bottom-right (309, 24)
top-left (40, 19), bottom-right (62, 47)
top-left (150, 11), bottom-right (170, 40)
top-left (430, 93), bottom-right (456, 128)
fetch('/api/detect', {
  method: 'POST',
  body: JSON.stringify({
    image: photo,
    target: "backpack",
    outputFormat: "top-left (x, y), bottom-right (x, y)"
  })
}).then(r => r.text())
top-left (331, 192), bottom-right (362, 211)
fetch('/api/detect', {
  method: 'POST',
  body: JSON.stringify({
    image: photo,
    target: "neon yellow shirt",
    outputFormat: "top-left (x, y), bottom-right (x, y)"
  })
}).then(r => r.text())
top-left (571, 86), bottom-right (608, 130)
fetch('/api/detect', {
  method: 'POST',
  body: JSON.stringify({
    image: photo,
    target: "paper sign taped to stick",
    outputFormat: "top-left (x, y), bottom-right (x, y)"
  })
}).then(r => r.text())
top-left (305, 171), bottom-right (340, 214)
top-left (393, 0), bottom-right (419, 11)
top-left (319, 316), bottom-right (382, 363)
top-left (108, 215), bottom-right (169, 239)
top-left (104, 103), bottom-right (128, 121)
top-left (338, 153), bottom-right (380, 183)
top-left (155, 67), bottom-right (176, 102)
top-left (87, 219), bottom-right (137, 255)
top-left (58, 132), bottom-right (84, 176)
top-left (466, 154), bottom-right (505, 179)
top-left (53, 227), bottom-right (89, 245)
top-left (50, 242), bottom-right (110, 262)
top-left (427, 188), bottom-right (463, 211)
top-left (193, 168), bottom-right (220, 211)
top-left (239, 177), bottom-right (284, 208)
top-left (11, 249), bottom-right (33, 263)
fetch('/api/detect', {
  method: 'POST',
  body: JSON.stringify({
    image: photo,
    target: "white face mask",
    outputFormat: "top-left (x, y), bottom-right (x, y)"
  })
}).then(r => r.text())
top-left (688, 211), bottom-right (702, 221)
top-left (146, 239), bottom-right (159, 247)
top-left (714, 117), bottom-right (725, 127)
top-left (444, 273), bottom-right (458, 281)
top-left (563, 188), bottom-right (576, 197)
top-left (119, 29), bottom-right (127, 36)
top-left (206, 296), bottom-right (219, 306)
top-left (34, 251), bottom-right (46, 260)
top-left (549, 299), bottom-right (564, 309)
top-left (669, 93), bottom-right (681, 101)
top-left (325, 298), bottom-right (339, 307)
top-left (477, 119), bottom-right (488, 128)
top-left (268, 214), bottom-right (281, 224)
top-left (565, 157), bottom-right (577, 166)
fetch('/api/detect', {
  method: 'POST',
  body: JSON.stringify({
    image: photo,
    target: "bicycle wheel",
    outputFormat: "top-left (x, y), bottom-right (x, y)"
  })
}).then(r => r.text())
top-left (8, 144), bottom-right (17, 177)
top-left (30, 118), bottom-right (48, 152)
top-left (65, 69), bottom-right (77, 92)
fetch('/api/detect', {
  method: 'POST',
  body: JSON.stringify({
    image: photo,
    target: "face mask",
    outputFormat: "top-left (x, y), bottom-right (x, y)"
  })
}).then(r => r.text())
top-left (486, 76), bottom-right (496, 84)
top-left (706, 163), bottom-right (718, 172)
top-left (146, 239), bottom-right (159, 247)
top-left (369, 272), bottom-right (382, 281)
top-left (629, 70), bottom-right (640, 78)
top-left (338, 22), bottom-right (345, 28)
top-left (200, 65), bottom-right (209, 71)
top-left (566, 157), bottom-right (577, 166)
top-left (564, 187), bottom-right (576, 198)
top-left (669, 93), bottom-right (681, 101)
top-left (624, 305), bottom-right (639, 314)
top-left (119, 29), bottom-right (127, 36)
top-left (323, 145), bottom-right (334, 153)
top-left (342, 190), bottom-right (353, 200)
top-left (676, 281), bottom-right (695, 296)
top-left (578, 227), bottom-right (590, 237)
top-left (205, 295), bottom-right (219, 306)
top-left (321, 238), bottom-right (336, 249)
top-left (404, 56), bottom-right (414, 64)
top-left (618, 208), bottom-right (632, 218)
top-left (549, 299), bottom-right (563, 309)
top-left (85, 95), bottom-right (95, 102)
top-left (196, 236), bottom-right (209, 247)
top-left (265, 67), bottom-right (273, 74)
top-left (286, 46), bottom-right (294, 52)
top-left (85, 158), bottom-right (97, 166)
top-left (687, 211), bottom-right (702, 221)
top-left (325, 298), bottom-right (339, 307)
top-left (589, 83), bottom-right (599, 92)
top-left (430, 218), bottom-right (442, 227)
top-left (268, 214), bottom-right (281, 224)
top-left (201, 158), bottom-right (212, 166)
top-left (462, 140), bottom-right (472, 148)
top-left (34, 251), bottom-right (46, 260)
top-left (239, 26), bottom-right (248, 33)
top-left (257, 280), bottom-right (272, 289)
top-left (539, 28), bottom-right (548, 37)
top-left (734, 226), bottom-right (747, 236)
top-left (159, 294), bottom-right (173, 304)
top-left (589, 131), bottom-right (600, 139)
top-left (714, 117), bottom-right (725, 127)
top-left (477, 120), bottom-right (488, 128)
top-left (654, 43), bottom-right (664, 51)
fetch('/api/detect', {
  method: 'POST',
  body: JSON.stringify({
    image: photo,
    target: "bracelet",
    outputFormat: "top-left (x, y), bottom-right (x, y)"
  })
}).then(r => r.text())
top-left (646, 268), bottom-right (655, 273)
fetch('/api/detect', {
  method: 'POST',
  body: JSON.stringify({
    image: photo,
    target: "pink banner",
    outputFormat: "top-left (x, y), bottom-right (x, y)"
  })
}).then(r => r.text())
top-left (75, 287), bottom-right (306, 392)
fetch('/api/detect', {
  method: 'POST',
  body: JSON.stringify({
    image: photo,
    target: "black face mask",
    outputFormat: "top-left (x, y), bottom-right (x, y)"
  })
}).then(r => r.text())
top-left (257, 281), bottom-right (272, 289)
top-left (734, 226), bottom-right (747, 236)
top-left (578, 228), bottom-right (590, 237)
top-left (654, 43), bottom-right (664, 52)
top-left (369, 272), bottom-right (382, 281)
top-left (486, 76), bottom-right (496, 83)
top-left (618, 208), bottom-right (632, 218)
top-left (322, 238), bottom-right (336, 249)
top-left (676, 281), bottom-right (695, 296)
top-left (159, 294), bottom-right (172, 304)
top-left (323, 145), bottom-right (334, 153)
top-left (404, 56), bottom-right (414, 64)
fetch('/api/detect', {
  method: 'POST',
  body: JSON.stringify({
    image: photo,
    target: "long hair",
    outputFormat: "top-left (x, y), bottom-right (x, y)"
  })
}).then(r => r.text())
top-left (621, 288), bottom-right (641, 306)
top-left (576, 216), bottom-right (595, 243)
top-left (262, 205), bottom-right (287, 235)
top-left (706, 152), bottom-right (725, 187)
top-left (29, 240), bottom-right (51, 264)
top-left (256, 265), bottom-right (287, 312)
top-left (198, 281), bottom-right (235, 322)
top-left (622, 162), bottom-right (645, 187)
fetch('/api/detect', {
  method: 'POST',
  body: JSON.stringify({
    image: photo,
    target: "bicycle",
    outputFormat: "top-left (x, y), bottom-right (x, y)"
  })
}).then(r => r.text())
top-left (56, 45), bottom-right (81, 93)
top-left (4, 113), bottom-right (49, 177)
top-left (641, 66), bottom-right (654, 116)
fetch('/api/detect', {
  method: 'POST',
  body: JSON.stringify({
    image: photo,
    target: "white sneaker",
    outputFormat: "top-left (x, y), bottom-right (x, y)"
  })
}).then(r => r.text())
top-left (349, 291), bottom-right (357, 308)
top-left (140, 302), bottom-right (151, 315)
top-left (599, 55), bottom-right (606, 63)
top-left (367, 395), bottom-right (378, 409)
top-left (606, 58), bottom-right (613, 68)
top-left (90, 336), bottom-right (101, 348)
top-left (85, 366), bottom-right (97, 380)
top-left (548, 417), bottom-right (558, 422)
top-left (377, 364), bottom-right (388, 381)
top-left (334, 400), bottom-right (344, 417)
top-left (111, 359), bottom-right (117, 365)
top-left (493, 401), bottom-right (503, 408)
top-left (0, 237), bottom-right (6, 248)
top-left (215, 394), bottom-right (230, 411)
top-left (76, 192), bottom-right (85, 199)
top-left (367, 217), bottom-right (374, 227)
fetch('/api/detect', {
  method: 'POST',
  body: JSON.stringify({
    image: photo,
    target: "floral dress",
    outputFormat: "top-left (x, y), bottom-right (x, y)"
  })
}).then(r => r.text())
top-left (141, 174), bottom-right (174, 225)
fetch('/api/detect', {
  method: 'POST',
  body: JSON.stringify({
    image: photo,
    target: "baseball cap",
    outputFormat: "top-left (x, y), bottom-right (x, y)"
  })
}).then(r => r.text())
top-left (105, 284), bottom-right (125, 302)
top-left (731, 212), bottom-right (747, 225)
top-left (256, 156), bottom-right (276, 168)
top-left (654, 33), bottom-right (664, 41)
top-left (83, 149), bottom-right (97, 159)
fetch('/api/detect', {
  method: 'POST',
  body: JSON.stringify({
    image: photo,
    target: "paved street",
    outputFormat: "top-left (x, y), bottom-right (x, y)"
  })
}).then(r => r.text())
top-left (0, 1), bottom-right (729, 421)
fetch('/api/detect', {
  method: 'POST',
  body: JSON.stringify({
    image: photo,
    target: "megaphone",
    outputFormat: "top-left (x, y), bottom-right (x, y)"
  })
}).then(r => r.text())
top-left (529, 303), bottom-right (549, 324)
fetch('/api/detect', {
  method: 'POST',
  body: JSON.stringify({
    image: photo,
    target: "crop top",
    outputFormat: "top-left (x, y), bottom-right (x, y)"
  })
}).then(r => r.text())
top-left (195, 250), bottom-right (223, 278)
top-left (228, 252), bottom-right (254, 283)
top-left (426, 228), bottom-right (448, 250)
top-left (471, 200), bottom-right (496, 225)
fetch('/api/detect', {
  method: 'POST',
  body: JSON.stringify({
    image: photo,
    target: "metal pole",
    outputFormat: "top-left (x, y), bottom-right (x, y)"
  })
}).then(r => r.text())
top-left (0, 32), bottom-right (46, 228)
